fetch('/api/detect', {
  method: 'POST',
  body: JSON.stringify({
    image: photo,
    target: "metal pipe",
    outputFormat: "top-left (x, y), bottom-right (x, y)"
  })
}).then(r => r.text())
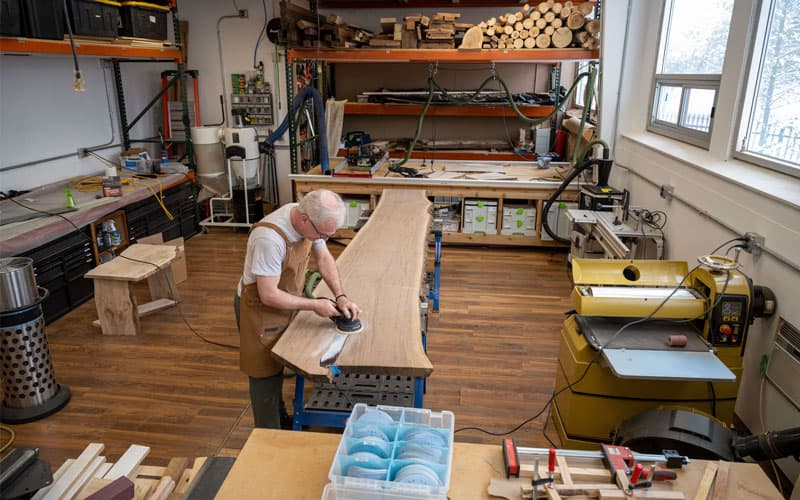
top-left (217, 14), bottom-right (243, 128)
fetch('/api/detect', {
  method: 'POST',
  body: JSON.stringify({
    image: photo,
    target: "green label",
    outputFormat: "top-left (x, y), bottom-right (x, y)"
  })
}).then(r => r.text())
top-left (516, 208), bottom-right (524, 215)
top-left (516, 220), bottom-right (523, 228)
top-left (349, 201), bottom-right (359, 207)
top-left (558, 202), bottom-right (567, 209)
top-left (477, 201), bottom-right (485, 208)
top-left (476, 216), bottom-right (485, 222)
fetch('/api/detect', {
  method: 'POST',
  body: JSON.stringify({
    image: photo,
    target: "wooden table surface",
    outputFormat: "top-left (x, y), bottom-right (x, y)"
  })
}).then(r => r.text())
top-left (85, 244), bottom-right (177, 281)
top-left (215, 429), bottom-right (783, 499)
top-left (271, 189), bottom-right (434, 381)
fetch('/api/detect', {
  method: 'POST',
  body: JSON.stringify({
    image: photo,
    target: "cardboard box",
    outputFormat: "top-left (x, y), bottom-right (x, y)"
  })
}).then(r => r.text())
top-left (138, 234), bottom-right (187, 284)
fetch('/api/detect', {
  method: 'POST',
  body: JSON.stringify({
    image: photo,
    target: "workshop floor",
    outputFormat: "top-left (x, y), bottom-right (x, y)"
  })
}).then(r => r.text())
top-left (4, 230), bottom-right (573, 467)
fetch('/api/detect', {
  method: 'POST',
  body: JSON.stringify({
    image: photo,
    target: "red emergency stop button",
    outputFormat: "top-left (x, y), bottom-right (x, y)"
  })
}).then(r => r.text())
top-left (720, 324), bottom-right (732, 335)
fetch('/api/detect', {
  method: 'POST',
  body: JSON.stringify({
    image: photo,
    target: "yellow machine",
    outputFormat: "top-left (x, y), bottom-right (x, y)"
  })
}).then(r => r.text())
top-left (552, 257), bottom-right (776, 450)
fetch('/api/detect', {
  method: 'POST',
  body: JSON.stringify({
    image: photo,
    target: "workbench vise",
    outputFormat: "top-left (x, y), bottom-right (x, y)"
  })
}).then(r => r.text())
top-left (552, 258), bottom-right (776, 452)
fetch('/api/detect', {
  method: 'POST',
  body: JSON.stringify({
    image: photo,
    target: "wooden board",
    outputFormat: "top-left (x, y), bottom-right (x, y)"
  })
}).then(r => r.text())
top-left (104, 444), bottom-right (150, 481)
top-left (86, 244), bottom-right (177, 281)
top-left (271, 189), bottom-right (434, 380)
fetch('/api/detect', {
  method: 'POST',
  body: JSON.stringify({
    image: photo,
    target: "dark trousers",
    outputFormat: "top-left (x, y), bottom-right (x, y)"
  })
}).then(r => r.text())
top-left (235, 292), bottom-right (289, 429)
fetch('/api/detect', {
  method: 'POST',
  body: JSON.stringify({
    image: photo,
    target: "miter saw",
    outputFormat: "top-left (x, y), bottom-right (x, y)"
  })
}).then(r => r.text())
top-left (552, 255), bottom-right (777, 458)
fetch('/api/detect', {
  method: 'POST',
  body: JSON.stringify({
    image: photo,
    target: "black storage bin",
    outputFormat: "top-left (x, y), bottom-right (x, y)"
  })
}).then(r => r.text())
top-left (22, 0), bottom-right (65, 40)
top-left (67, 0), bottom-right (120, 38)
top-left (118, 1), bottom-right (168, 40)
top-left (0, 0), bottom-right (23, 36)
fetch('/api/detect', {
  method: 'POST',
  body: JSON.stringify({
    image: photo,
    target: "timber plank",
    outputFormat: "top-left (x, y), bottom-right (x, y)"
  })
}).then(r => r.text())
top-left (272, 189), bottom-right (434, 380)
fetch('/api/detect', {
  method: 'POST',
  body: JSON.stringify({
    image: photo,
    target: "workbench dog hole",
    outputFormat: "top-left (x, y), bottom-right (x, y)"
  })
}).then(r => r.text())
top-left (623, 265), bottom-right (641, 282)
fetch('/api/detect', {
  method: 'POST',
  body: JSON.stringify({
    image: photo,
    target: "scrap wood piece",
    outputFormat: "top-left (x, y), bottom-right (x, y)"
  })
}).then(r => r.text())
top-left (147, 477), bottom-right (175, 500)
top-left (169, 457), bottom-right (206, 500)
top-left (710, 460), bottom-right (729, 500)
top-left (459, 26), bottom-right (484, 49)
top-left (693, 462), bottom-right (719, 500)
top-left (271, 190), bottom-right (433, 381)
top-left (64, 456), bottom-right (107, 500)
top-left (599, 490), bottom-right (685, 499)
top-left (465, 173), bottom-right (518, 181)
top-left (444, 163), bottom-right (506, 173)
top-left (43, 443), bottom-right (105, 500)
top-left (105, 445), bottom-right (150, 481)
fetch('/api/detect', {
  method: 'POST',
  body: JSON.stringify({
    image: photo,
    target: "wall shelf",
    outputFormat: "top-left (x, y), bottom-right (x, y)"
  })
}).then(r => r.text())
top-left (0, 37), bottom-right (182, 62)
top-left (288, 48), bottom-right (599, 64)
top-left (344, 102), bottom-right (554, 118)
top-left (336, 149), bottom-right (537, 162)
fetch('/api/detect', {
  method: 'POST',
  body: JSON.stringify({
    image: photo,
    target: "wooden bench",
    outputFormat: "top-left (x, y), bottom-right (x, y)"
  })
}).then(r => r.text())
top-left (85, 244), bottom-right (179, 336)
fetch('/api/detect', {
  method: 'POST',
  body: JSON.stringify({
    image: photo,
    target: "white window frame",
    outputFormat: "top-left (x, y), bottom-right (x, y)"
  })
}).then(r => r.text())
top-left (574, 61), bottom-right (597, 111)
top-left (647, 0), bottom-right (726, 150)
top-left (648, 75), bottom-right (720, 149)
top-left (733, 0), bottom-right (800, 178)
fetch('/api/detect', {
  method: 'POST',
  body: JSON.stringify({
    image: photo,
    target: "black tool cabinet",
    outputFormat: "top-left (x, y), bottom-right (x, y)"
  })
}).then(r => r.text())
top-left (125, 180), bottom-right (198, 244)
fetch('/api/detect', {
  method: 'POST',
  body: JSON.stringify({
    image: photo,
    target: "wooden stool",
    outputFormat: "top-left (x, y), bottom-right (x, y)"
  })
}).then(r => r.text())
top-left (86, 244), bottom-right (180, 335)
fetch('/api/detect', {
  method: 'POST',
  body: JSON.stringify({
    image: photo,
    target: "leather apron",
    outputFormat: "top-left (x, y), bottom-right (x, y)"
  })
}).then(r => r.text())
top-left (239, 222), bottom-right (312, 378)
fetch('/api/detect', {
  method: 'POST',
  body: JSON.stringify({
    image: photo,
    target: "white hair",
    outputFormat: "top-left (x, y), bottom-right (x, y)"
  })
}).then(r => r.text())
top-left (298, 189), bottom-right (346, 228)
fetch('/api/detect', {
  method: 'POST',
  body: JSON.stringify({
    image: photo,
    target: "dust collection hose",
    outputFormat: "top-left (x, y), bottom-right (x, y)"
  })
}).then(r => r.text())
top-left (732, 426), bottom-right (800, 462)
top-left (261, 86), bottom-right (330, 173)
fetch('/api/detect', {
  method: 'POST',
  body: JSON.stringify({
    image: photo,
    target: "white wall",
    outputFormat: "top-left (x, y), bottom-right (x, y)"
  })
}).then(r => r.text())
top-left (178, 0), bottom-right (296, 204)
top-left (0, 52), bottom-right (171, 191)
top-left (605, 0), bottom-right (800, 485)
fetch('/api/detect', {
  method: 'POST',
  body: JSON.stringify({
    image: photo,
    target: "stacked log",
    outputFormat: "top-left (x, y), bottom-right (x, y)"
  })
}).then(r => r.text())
top-left (476, 1), bottom-right (599, 50)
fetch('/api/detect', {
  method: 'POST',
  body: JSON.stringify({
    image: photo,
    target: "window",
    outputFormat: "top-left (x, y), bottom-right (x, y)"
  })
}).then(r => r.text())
top-left (735, 0), bottom-right (800, 176)
top-left (648, 0), bottom-right (734, 148)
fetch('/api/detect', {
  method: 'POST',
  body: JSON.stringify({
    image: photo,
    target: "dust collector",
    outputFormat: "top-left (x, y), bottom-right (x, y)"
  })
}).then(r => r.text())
top-left (0, 257), bottom-right (70, 423)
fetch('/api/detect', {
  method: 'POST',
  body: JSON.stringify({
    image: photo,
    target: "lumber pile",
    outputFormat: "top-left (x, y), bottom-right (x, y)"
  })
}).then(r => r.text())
top-left (280, 1), bottom-right (373, 48)
top-left (29, 443), bottom-right (206, 500)
top-left (473, 1), bottom-right (599, 50)
top-left (370, 12), bottom-right (474, 49)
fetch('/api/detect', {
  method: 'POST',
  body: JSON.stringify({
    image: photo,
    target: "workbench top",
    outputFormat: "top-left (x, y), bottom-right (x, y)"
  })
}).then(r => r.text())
top-left (0, 172), bottom-right (191, 257)
top-left (215, 429), bottom-right (783, 499)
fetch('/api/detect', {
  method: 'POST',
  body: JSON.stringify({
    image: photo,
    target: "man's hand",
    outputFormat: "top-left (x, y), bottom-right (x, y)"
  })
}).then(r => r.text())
top-left (335, 295), bottom-right (361, 320)
top-left (311, 298), bottom-right (339, 318)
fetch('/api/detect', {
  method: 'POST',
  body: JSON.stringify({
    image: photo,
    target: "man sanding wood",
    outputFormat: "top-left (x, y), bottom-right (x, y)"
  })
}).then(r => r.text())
top-left (234, 189), bottom-right (361, 428)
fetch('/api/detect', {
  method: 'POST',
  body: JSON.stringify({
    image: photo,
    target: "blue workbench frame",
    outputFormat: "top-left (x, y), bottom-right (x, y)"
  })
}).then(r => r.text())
top-left (290, 226), bottom-right (441, 430)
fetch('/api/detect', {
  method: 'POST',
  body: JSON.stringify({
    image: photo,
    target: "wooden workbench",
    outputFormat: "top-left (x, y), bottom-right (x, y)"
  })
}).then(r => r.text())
top-left (215, 429), bottom-right (783, 499)
top-left (271, 189), bottom-right (434, 381)
top-left (291, 159), bottom-right (578, 248)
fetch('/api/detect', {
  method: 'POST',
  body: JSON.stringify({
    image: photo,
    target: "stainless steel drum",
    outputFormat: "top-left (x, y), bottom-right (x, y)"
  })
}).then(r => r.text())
top-left (0, 256), bottom-right (70, 423)
top-left (0, 258), bottom-right (38, 311)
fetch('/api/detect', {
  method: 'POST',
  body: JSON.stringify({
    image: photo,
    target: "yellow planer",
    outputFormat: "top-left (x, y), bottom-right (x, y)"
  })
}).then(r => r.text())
top-left (552, 257), bottom-right (776, 452)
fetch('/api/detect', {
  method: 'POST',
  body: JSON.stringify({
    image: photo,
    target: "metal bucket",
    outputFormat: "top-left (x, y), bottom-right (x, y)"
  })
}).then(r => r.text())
top-left (0, 257), bottom-right (38, 312)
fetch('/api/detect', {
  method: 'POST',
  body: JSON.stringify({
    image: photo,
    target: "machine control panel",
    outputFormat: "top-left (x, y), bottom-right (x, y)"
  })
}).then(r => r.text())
top-left (709, 295), bottom-right (748, 346)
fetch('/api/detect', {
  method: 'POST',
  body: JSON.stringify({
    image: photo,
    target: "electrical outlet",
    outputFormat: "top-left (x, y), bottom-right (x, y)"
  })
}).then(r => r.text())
top-left (238, 9), bottom-right (248, 18)
top-left (77, 148), bottom-right (88, 158)
top-left (743, 232), bottom-right (766, 256)
top-left (659, 184), bottom-right (674, 201)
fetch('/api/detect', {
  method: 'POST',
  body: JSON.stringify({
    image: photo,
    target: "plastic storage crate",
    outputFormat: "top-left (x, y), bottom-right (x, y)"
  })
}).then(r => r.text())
top-left (119, 1), bottom-right (168, 40)
top-left (342, 198), bottom-right (370, 228)
top-left (501, 204), bottom-right (536, 237)
top-left (22, 0), bottom-right (64, 40)
top-left (541, 201), bottom-right (577, 241)
top-left (67, 0), bottom-right (120, 38)
top-left (325, 404), bottom-right (454, 499)
top-left (462, 199), bottom-right (497, 235)
top-left (0, 0), bottom-right (23, 35)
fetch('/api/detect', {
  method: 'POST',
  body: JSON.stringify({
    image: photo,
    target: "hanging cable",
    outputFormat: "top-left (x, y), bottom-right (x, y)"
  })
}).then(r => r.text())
top-left (253, 0), bottom-right (269, 69)
top-left (62, 0), bottom-right (85, 91)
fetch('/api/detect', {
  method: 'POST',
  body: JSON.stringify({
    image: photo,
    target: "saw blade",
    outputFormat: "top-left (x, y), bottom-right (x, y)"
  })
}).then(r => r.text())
top-left (320, 333), bottom-right (349, 367)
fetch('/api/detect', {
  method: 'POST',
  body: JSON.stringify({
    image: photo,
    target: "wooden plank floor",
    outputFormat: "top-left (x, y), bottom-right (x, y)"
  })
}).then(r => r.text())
top-left (3, 230), bottom-right (573, 466)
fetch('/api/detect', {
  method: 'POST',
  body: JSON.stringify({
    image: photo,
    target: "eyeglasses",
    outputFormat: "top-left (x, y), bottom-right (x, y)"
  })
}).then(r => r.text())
top-left (307, 217), bottom-right (333, 240)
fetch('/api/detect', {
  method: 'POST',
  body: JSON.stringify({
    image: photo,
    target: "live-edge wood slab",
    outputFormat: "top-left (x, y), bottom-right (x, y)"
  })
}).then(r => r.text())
top-left (271, 189), bottom-right (434, 380)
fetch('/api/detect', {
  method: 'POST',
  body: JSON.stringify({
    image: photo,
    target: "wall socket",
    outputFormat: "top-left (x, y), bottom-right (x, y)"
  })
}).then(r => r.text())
top-left (743, 232), bottom-right (766, 256)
